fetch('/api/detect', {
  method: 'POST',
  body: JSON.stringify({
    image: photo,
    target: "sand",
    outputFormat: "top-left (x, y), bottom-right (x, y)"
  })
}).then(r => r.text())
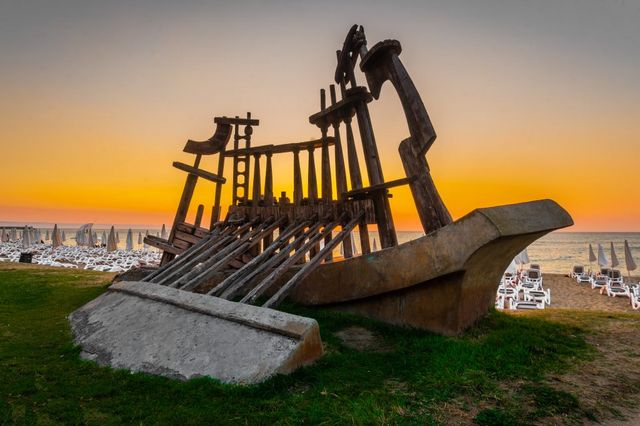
top-left (531, 273), bottom-right (638, 313)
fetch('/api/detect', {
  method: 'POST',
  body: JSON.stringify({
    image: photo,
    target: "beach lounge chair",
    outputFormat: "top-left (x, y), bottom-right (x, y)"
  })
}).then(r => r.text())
top-left (510, 300), bottom-right (544, 310)
top-left (495, 295), bottom-right (505, 310)
top-left (522, 269), bottom-right (543, 290)
top-left (590, 274), bottom-right (608, 290)
top-left (524, 288), bottom-right (551, 306)
top-left (630, 287), bottom-right (640, 310)
top-left (606, 270), bottom-right (629, 298)
top-left (571, 265), bottom-right (587, 281)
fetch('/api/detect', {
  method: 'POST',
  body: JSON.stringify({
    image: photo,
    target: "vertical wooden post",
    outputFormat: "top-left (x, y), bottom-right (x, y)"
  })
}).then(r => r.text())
top-left (194, 204), bottom-right (204, 228)
top-left (211, 150), bottom-right (225, 228)
top-left (354, 102), bottom-right (398, 249)
top-left (161, 154), bottom-right (202, 265)
top-left (263, 152), bottom-right (274, 248)
top-left (293, 148), bottom-right (303, 206)
top-left (307, 148), bottom-right (318, 205)
top-left (251, 153), bottom-right (261, 217)
top-left (330, 84), bottom-right (353, 258)
top-left (264, 152), bottom-right (274, 206)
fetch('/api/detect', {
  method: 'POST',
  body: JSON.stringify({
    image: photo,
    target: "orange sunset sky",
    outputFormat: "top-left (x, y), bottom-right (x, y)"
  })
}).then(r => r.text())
top-left (1, 1), bottom-right (639, 231)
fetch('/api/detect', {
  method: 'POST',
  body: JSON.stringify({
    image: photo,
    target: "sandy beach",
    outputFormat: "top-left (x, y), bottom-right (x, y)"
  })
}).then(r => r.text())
top-left (518, 273), bottom-right (638, 313)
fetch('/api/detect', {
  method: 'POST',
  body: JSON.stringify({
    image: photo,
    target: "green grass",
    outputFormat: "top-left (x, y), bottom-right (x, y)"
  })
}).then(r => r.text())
top-left (0, 264), bottom-right (596, 425)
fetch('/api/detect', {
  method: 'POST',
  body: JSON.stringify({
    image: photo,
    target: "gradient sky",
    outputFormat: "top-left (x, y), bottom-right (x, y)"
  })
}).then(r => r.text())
top-left (1, 0), bottom-right (639, 231)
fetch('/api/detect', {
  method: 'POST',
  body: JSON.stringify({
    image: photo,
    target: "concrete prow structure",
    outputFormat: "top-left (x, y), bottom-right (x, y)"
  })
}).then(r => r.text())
top-left (69, 281), bottom-right (323, 384)
top-left (288, 199), bottom-right (573, 334)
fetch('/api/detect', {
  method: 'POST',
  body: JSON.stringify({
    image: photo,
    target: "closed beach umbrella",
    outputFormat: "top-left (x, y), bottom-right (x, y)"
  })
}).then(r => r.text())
top-left (125, 229), bottom-right (133, 251)
top-left (372, 237), bottom-right (378, 252)
top-left (106, 226), bottom-right (118, 252)
top-left (102, 231), bottom-right (107, 245)
top-left (143, 230), bottom-right (149, 249)
top-left (11, 228), bottom-right (17, 240)
top-left (62, 230), bottom-right (66, 241)
top-left (22, 226), bottom-right (31, 248)
top-left (45, 229), bottom-right (50, 240)
top-left (610, 242), bottom-right (620, 269)
top-left (504, 259), bottom-right (517, 275)
top-left (138, 232), bottom-right (143, 245)
top-left (161, 224), bottom-right (167, 240)
top-left (116, 231), bottom-right (120, 244)
top-left (87, 229), bottom-right (95, 247)
top-left (51, 224), bottom-right (62, 249)
top-left (624, 240), bottom-right (637, 277)
top-left (588, 243), bottom-right (597, 273)
top-left (520, 248), bottom-right (530, 264)
top-left (597, 244), bottom-right (609, 268)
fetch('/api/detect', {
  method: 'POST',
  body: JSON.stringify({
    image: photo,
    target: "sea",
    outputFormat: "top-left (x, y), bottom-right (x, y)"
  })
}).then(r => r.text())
top-left (391, 231), bottom-right (640, 275)
top-left (2, 223), bottom-right (639, 276)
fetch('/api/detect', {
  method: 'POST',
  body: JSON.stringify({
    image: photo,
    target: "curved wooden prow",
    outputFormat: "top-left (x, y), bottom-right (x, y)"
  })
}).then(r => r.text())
top-left (183, 122), bottom-right (233, 155)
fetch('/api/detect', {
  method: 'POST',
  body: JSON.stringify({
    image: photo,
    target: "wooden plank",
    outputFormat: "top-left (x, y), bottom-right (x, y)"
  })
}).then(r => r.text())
top-left (144, 236), bottom-right (182, 255)
top-left (174, 230), bottom-right (201, 245)
top-left (223, 138), bottom-right (335, 157)
top-left (343, 177), bottom-right (413, 199)
top-left (211, 221), bottom-right (310, 298)
top-left (214, 116), bottom-right (259, 126)
top-left (240, 220), bottom-right (341, 304)
top-left (263, 213), bottom-right (362, 308)
top-left (172, 162), bottom-right (226, 183)
top-left (194, 204), bottom-right (204, 228)
top-left (171, 237), bottom-right (191, 251)
top-left (293, 149), bottom-right (303, 205)
top-left (307, 148), bottom-right (318, 204)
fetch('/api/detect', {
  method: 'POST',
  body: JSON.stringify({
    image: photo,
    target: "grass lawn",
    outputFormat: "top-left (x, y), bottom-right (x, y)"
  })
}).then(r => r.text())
top-left (1, 263), bottom-right (639, 425)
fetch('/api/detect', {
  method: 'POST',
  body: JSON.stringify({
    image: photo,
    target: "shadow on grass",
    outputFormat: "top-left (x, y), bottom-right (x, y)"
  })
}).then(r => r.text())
top-left (0, 266), bottom-right (594, 425)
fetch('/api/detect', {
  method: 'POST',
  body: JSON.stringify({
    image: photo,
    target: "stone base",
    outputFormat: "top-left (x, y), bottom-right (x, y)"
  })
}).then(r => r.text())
top-left (69, 281), bottom-right (323, 384)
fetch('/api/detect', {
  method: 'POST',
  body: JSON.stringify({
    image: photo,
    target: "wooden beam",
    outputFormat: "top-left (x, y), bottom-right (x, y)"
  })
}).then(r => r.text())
top-left (263, 213), bottom-right (362, 308)
top-left (343, 177), bottom-right (413, 199)
top-left (223, 138), bottom-right (335, 157)
top-left (293, 149), bottom-right (303, 206)
top-left (172, 162), bottom-right (226, 183)
top-left (214, 116), bottom-right (260, 126)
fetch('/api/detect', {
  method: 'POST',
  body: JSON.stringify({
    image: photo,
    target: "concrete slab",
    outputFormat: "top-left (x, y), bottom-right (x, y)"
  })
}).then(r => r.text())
top-left (69, 281), bottom-right (323, 383)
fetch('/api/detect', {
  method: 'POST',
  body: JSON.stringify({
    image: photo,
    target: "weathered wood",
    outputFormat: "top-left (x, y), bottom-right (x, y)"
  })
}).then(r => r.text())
top-left (172, 162), bottom-right (226, 183)
top-left (263, 213), bottom-right (362, 308)
top-left (224, 138), bottom-right (335, 157)
top-left (143, 225), bottom-right (225, 283)
top-left (251, 154), bottom-right (261, 217)
top-left (161, 154), bottom-right (202, 265)
top-left (293, 149), bottom-right (303, 206)
top-left (174, 230), bottom-right (201, 245)
top-left (176, 222), bottom-right (209, 238)
top-left (264, 153), bottom-right (274, 206)
top-left (145, 235), bottom-right (182, 255)
top-left (240, 220), bottom-right (340, 304)
top-left (343, 177), bottom-right (413, 199)
top-left (183, 122), bottom-right (232, 155)
top-left (180, 218), bottom-right (284, 292)
top-left (194, 204), bottom-right (205, 228)
top-left (399, 139), bottom-right (452, 232)
top-left (173, 219), bottom-right (271, 289)
top-left (154, 223), bottom-right (254, 286)
top-left (211, 148), bottom-right (227, 226)
top-left (209, 221), bottom-right (309, 297)
top-left (214, 116), bottom-right (259, 126)
top-left (222, 222), bottom-right (323, 300)
top-left (307, 148), bottom-right (318, 204)
top-left (343, 117), bottom-right (363, 190)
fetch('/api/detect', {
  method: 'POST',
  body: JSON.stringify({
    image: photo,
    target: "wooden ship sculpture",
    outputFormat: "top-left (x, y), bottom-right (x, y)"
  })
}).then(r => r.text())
top-left (69, 26), bottom-right (573, 384)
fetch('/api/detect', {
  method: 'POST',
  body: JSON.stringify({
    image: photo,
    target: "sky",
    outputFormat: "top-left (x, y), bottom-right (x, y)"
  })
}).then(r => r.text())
top-left (1, 0), bottom-right (639, 231)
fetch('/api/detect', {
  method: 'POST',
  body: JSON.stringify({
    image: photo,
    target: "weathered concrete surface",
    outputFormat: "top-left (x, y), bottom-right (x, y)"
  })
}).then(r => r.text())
top-left (69, 281), bottom-right (323, 383)
top-left (289, 199), bottom-right (573, 335)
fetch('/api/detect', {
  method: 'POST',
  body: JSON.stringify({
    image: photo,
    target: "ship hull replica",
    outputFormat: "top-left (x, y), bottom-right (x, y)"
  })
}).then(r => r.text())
top-left (70, 25), bottom-right (572, 384)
